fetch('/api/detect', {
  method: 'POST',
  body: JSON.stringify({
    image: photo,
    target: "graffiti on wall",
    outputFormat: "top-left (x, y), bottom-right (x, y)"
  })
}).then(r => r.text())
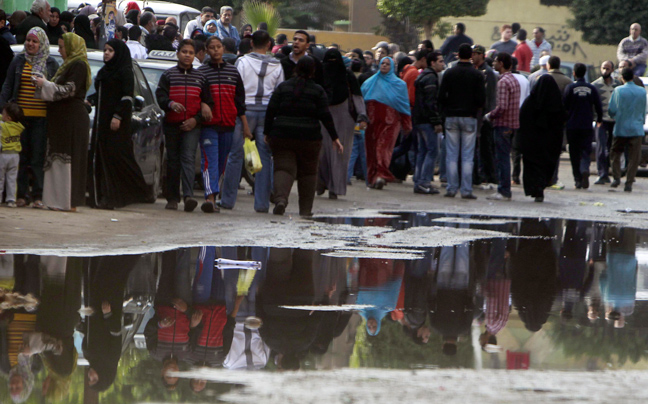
top-left (491, 25), bottom-right (588, 59)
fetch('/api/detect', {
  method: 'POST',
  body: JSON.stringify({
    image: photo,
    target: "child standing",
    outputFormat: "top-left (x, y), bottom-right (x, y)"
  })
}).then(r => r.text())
top-left (0, 103), bottom-right (25, 208)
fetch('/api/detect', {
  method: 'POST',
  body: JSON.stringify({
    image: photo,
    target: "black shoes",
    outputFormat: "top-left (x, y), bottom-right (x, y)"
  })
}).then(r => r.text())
top-left (201, 201), bottom-right (219, 213)
top-left (534, 196), bottom-right (544, 202)
top-left (581, 172), bottom-right (589, 189)
top-left (374, 178), bottom-right (386, 190)
top-left (414, 185), bottom-right (440, 195)
top-left (273, 202), bottom-right (286, 215)
top-left (165, 201), bottom-right (178, 210)
top-left (624, 183), bottom-right (633, 192)
top-left (184, 197), bottom-right (198, 212)
top-left (610, 179), bottom-right (620, 188)
top-left (594, 176), bottom-right (610, 185)
top-left (461, 193), bottom-right (478, 200)
top-left (444, 191), bottom-right (456, 198)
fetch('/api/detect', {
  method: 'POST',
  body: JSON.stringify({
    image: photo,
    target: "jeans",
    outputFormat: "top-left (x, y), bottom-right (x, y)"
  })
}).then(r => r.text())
top-left (200, 127), bottom-right (233, 199)
top-left (493, 126), bottom-right (513, 198)
top-left (596, 121), bottom-right (614, 178)
top-left (17, 117), bottom-right (47, 201)
top-left (164, 124), bottom-right (200, 203)
top-left (413, 124), bottom-right (438, 187)
top-left (445, 116), bottom-right (477, 196)
top-left (438, 133), bottom-right (447, 180)
top-left (634, 63), bottom-right (646, 77)
top-left (566, 128), bottom-right (593, 183)
top-left (193, 247), bottom-right (225, 304)
top-left (347, 130), bottom-right (367, 182)
top-left (438, 244), bottom-right (470, 290)
top-left (511, 129), bottom-right (522, 180)
top-left (220, 110), bottom-right (272, 212)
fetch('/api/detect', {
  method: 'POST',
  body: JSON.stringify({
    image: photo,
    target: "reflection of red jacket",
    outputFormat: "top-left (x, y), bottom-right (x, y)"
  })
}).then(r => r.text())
top-left (195, 305), bottom-right (227, 347)
top-left (358, 259), bottom-right (405, 287)
top-left (156, 306), bottom-right (190, 343)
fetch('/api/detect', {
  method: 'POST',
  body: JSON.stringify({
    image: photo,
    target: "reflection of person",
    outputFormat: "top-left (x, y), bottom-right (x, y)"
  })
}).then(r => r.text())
top-left (400, 252), bottom-right (434, 344)
top-left (558, 221), bottom-right (590, 320)
top-left (480, 238), bottom-right (511, 351)
top-left (601, 228), bottom-right (637, 328)
top-left (357, 258), bottom-right (404, 337)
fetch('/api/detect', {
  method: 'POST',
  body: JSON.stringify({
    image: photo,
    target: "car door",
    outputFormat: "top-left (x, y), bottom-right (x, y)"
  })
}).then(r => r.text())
top-left (131, 62), bottom-right (165, 201)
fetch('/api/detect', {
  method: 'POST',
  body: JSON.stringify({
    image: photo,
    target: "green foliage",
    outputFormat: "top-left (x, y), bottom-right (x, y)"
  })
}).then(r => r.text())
top-left (350, 319), bottom-right (474, 369)
top-left (376, 0), bottom-right (489, 34)
top-left (271, 0), bottom-right (346, 30)
top-left (373, 15), bottom-right (420, 53)
top-left (568, 0), bottom-right (648, 45)
top-left (242, 0), bottom-right (281, 37)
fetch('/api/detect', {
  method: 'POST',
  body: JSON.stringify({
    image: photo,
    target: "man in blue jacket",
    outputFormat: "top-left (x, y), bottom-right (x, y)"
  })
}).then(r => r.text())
top-left (563, 63), bottom-right (603, 189)
top-left (608, 67), bottom-right (647, 192)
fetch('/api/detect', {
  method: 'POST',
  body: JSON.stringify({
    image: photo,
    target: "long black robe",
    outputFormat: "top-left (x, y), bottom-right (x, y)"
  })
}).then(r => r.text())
top-left (89, 39), bottom-right (148, 209)
top-left (518, 74), bottom-right (565, 198)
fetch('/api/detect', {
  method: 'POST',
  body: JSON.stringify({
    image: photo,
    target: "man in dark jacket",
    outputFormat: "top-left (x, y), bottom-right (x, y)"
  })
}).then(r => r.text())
top-left (412, 51), bottom-right (444, 195)
top-left (280, 30), bottom-right (323, 86)
top-left (14, 0), bottom-right (50, 44)
top-left (563, 62), bottom-right (603, 189)
top-left (438, 43), bottom-right (485, 199)
top-left (439, 23), bottom-right (473, 65)
top-left (0, 10), bottom-right (16, 44)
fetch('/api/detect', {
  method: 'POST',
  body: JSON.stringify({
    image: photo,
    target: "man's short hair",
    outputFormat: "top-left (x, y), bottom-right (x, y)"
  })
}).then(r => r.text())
top-left (496, 52), bottom-right (512, 70)
top-left (276, 33), bottom-right (287, 44)
top-left (512, 22), bottom-right (520, 34)
top-left (501, 24), bottom-right (512, 32)
top-left (222, 37), bottom-right (236, 53)
top-left (376, 45), bottom-right (389, 55)
top-left (294, 30), bottom-right (309, 42)
top-left (201, 6), bottom-right (214, 15)
top-left (511, 56), bottom-right (518, 70)
top-left (177, 38), bottom-right (194, 52)
top-left (128, 24), bottom-right (141, 40)
top-left (548, 55), bottom-right (561, 69)
top-left (193, 38), bottom-right (205, 54)
top-left (535, 26), bottom-right (545, 34)
top-left (573, 62), bottom-right (587, 79)
top-left (517, 29), bottom-right (527, 41)
top-left (116, 25), bottom-right (128, 40)
top-left (0, 9), bottom-right (6, 22)
top-left (414, 49), bottom-right (428, 61)
top-left (420, 39), bottom-right (434, 51)
top-left (220, 6), bottom-right (233, 14)
top-left (458, 43), bottom-right (472, 60)
top-left (621, 67), bottom-right (634, 82)
top-left (30, 0), bottom-right (48, 14)
top-left (455, 22), bottom-right (466, 34)
top-left (426, 51), bottom-right (442, 66)
top-left (239, 38), bottom-right (252, 54)
top-left (363, 50), bottom-right (373, 57)
top-left (143, 6), bottom-right (154, 12)
top-left (140, 12), bottom-right (155, 28)
top-left (251, 30), bottom-right (270, 48)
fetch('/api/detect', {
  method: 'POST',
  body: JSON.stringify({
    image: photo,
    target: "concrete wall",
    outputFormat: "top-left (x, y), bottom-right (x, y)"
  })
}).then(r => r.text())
top-left (276, 28), bottom-right (388, 52)
top-left (430, 0), bottom-right (617, 68)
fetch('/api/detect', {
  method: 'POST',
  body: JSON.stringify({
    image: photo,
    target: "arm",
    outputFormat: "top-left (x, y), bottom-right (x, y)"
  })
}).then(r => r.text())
top-left (316, 90), bottom-right (339, 141)
top-left (155, 71), bottom-right (172, 112)
top-left (617, 39), bottom-right (627, 65)
top-left (263, 90), bottom-right (280, 136)
top-left (422, 77), bottom-right (443, 127)
top-left (592, 86), bottom-right (603, 123)
top-left (634, 38), bottom-right (648, 65)
top-left (195, 77), bottom-right (214, 123)
top-left (0, 58), bottom-right (18, 109)
top-left (114, 69), bottom-right (135, 121)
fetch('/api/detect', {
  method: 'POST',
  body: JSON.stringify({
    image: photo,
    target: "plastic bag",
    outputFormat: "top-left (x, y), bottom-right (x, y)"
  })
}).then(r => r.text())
top-left (244, 139), bottom-right (262, 174)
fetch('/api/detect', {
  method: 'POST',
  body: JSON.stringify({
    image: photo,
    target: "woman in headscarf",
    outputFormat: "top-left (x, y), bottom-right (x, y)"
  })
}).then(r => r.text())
top-left (239, 24), bottom-right (252, 39)
top-left (46, 7), bottom-right (63, 44)
top-left (125, 9), bottom-right (140, 26)
top-left (87, 39), bottom-right (148, 209)
top-left (125, 1), bottom-right (141, 15)
top-left (0, 27), bottom-right (59, 208)
top-left (360, 56), bottom-right (412, 189)
top-left (203, 19), bottom-right (218, 37)
top-left (73, 15), bottom-right (96, 49)
top-left (264, 56), bottom-right (342, 217)
top-left (518, 74), bottom-right (565, 202)
top-left (317, 49), bottom-right (368, 199)
top-left (77, 4), bottom-right (96, 17)
top-left (34, 33), bottom-right (91, 212)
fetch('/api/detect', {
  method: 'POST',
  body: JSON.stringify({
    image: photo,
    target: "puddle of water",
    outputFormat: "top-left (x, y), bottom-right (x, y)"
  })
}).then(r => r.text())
top-left (1, 213), bottom-right (648, 402)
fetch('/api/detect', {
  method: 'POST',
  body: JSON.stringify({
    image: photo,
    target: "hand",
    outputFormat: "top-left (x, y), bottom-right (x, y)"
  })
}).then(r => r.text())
top-left (101, 301), bottom-right (111, 314)
top-left (170, 101), bottom-right (186, 114)
top-left (333, 139), bottom-right (343, 154)
top-left (171, 298), bottom-right (188, 313)
top-left (159, 317), bottom-right (175, 328)
top-left (110, 118), bottom-right (121, 131)
top-left (179, 117), bottom-right (197, 132)
top-left (596, 122), bottom-right (602, 128)
top-left (243, 126), bottom-right (253, 140)
top-left (434, 124), bottom-right (443, 133)
top-left (483, 113), bottom-right (491, 122)
top-left (190, 310), bottom-right (203, 328)
top-left (201, 102), bottom-right (212, 122)
top-left (358, 122), bottom-right (367, 130)
top-left (33, 75), bottom-right (45, 87)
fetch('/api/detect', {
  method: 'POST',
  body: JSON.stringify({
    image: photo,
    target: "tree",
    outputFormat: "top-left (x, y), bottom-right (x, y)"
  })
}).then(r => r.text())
top-left (376, 0), bottom-right (489, 39)
top-left (568, 0), bottom-right (648, 45)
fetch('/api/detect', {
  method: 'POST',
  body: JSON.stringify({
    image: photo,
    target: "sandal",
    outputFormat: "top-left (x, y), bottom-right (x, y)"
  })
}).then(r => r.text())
top-left (32, 200), bottom-right (45, 209)
top-left (16, 198), bottom-right (27, 208)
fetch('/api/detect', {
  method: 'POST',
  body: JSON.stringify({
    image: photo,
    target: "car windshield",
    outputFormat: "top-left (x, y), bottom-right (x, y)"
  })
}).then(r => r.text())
top-left (139, 66), bottom-right (166, 94)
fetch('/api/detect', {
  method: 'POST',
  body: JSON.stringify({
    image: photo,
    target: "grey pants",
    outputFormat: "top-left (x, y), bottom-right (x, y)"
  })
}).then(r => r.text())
top-left (0, 153), bottom-right (19, 202)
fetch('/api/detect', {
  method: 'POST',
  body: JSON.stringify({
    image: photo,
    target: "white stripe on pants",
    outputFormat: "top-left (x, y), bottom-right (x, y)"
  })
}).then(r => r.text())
top-left (0, 153), bottom-right (19, 202)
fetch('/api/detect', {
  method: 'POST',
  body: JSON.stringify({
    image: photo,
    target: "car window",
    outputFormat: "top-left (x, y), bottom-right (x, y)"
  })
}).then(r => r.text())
top-left (133, 63), bottom-right (155, 105)
top-left (180, 12), bottom-right (199, 32)
top-left (51, 56), bottom-right (103, 97)
top-left (140, 66), bottom-right (166, 97)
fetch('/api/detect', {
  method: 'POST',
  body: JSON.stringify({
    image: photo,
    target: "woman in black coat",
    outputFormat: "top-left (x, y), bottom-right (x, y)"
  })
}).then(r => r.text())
top-left (88, 39), bottom-right (148, 209)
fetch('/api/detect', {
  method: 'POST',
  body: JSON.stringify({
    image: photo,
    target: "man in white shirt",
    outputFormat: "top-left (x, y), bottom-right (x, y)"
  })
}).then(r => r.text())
top-left (183, 6), bottom-right (214, 39)
top-left (526, 27), bottom-right (552, 69)
top-left (511, 56), bottom-right (530, 184)
top-left (126, 25), bottom-right (147, 59)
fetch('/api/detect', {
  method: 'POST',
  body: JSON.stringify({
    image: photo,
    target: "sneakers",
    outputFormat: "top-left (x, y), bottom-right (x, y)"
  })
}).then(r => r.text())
top-left (594, 176), bottom-right (610, 185)
top-left (550, 182), bottom-right (565, 190)
top-left (479, 183), bottom-right (495, 190)
top-left (414, 185), bottom-right (440, 195)
top-left (6, 201), bottom-right (16, 208)
top-left (486, 192), bottom-right (511, 201)
top-left (184, 197), bottom-right (198, 212)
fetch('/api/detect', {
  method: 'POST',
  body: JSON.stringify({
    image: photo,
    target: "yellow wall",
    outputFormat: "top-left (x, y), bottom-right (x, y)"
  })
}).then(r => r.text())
top-left (430, 0), bottom-right (617, 67)
top-left (277, 28), bottom-right (389, 52)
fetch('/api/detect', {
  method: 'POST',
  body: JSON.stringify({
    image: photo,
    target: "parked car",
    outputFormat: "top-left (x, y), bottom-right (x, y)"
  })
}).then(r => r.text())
top-left (10, 44), bottom-right (166, 201)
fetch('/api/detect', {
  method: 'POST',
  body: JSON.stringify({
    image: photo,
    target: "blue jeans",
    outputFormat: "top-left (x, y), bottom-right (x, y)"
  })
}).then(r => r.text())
top-left (200, 127), bottom-right (233, 199)
top-left (413, 123), bottom-right (438, 187)
top-left (193, 247), bottom-right (225, 304)
top-left (164, 124), bottom-right (200, 202)
top-left (445, 117), bottom-right (477, 195)
top-left (347, 130), bottom-right (367, 182)
top-left (596, 121), bottom-right (614, 178)
top-left (438, 133), bottom-right (447, 180)
top-left (220, 110), bottom-right (272, 212)
top-left (493, 126), bottom-right (512, 198)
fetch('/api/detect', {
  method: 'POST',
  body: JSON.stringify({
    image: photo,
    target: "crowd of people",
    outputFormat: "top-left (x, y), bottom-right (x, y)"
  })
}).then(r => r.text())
top-left (0, 1), bottom-right (646, 215)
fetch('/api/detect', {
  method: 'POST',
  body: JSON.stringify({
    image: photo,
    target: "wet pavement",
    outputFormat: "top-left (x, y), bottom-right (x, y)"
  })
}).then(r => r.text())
top-left (1, 213), bottom-right (648, 402)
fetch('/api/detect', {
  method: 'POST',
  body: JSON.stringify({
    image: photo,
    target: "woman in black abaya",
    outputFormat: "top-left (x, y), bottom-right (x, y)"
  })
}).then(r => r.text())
top-left (73, 15), bottom-right (96, 49)
top-left (518, 74), bottom-right (565, 202)
top-left (88, 39), bottom-right (148, 209)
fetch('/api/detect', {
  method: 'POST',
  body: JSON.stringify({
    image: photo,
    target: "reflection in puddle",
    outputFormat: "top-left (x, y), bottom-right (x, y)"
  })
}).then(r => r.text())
top-left (1, 214), bottom-right (648, 402)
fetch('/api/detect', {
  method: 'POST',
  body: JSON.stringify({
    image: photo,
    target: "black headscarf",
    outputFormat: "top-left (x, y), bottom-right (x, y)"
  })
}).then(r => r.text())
top-left (322, 49), bottom-right (361, 106)
top-left (47, 7), bottom-right (64, 43)
top-left (240, 24), bottom-right (252, 39)
top-left (518, 74), bottom-right (565, 152)
top-left (125, 9), bottom-right (139, 25)
top-left (95, 39), bottom-right (132, 89)
top-left (73, 15), bottom-right (96, 49)
top-left (60, 10), bottom-right (74, 24)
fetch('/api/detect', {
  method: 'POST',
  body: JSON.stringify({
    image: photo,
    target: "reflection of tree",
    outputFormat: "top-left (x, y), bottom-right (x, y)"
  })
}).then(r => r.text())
top-left (349, 319), bottom-right (473, 369)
